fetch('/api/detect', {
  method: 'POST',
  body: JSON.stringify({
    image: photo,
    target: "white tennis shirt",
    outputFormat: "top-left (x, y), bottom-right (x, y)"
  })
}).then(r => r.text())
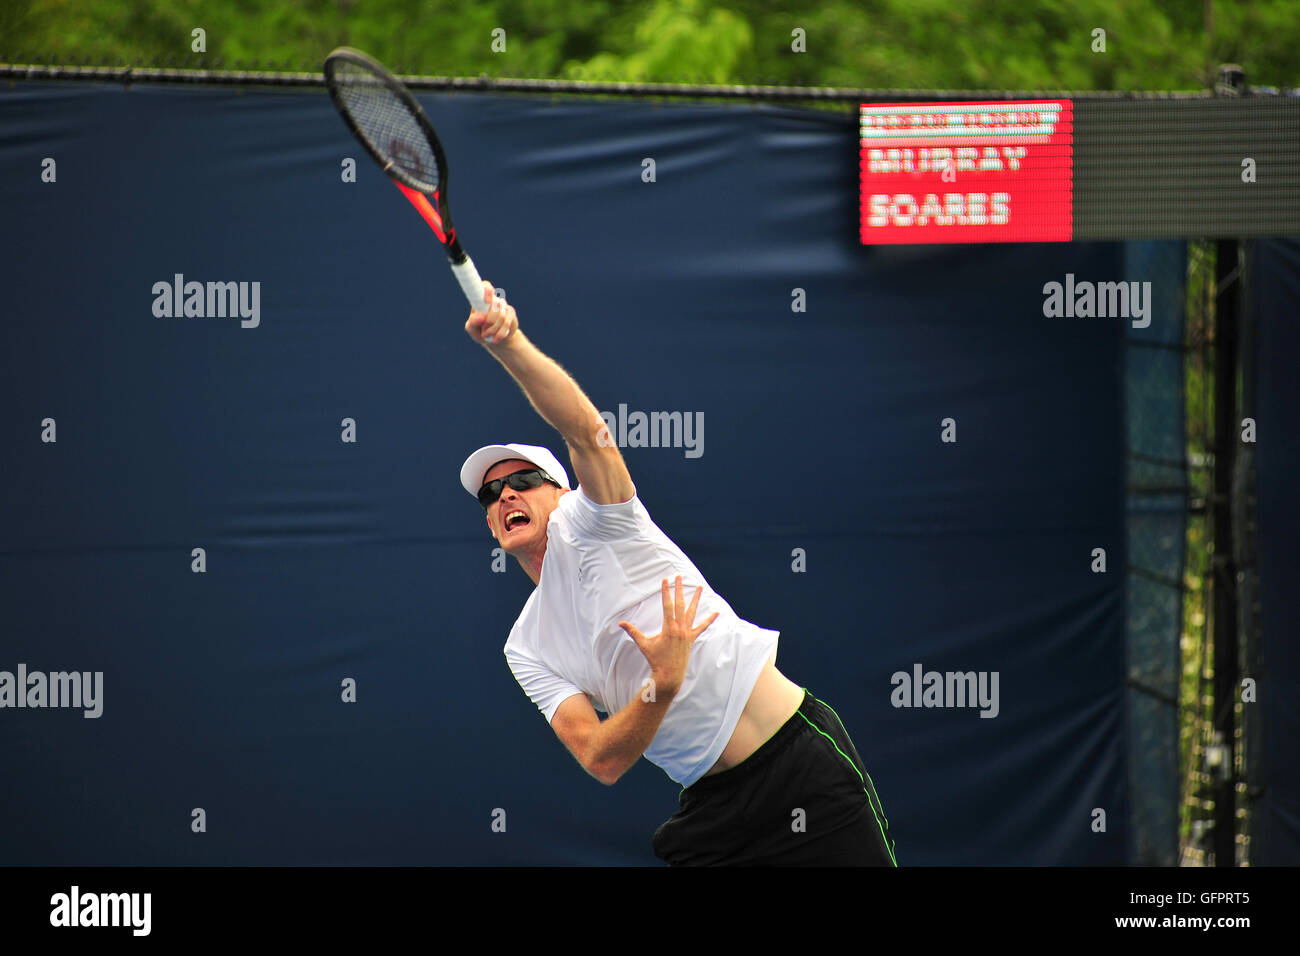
top-left (503, 484), bottom-right (779, 787)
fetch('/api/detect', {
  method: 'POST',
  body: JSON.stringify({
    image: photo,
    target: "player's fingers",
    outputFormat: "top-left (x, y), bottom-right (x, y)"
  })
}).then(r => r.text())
top-left (689, 611), bottom-right (720, 640)
top-left (466, 315), bottom-right (491, 345)
top-left (486, 301), bottom-right (511, 338)
top-left (485, 300), bottom-right (515, 344)
top-left (686, 583), bottom-right (704, 621)
top-left (660, 578), bottom-right (673, 622)
top-left (618, 621), bottom-right (646, 647)
top-left (673, 575), bottom-right (685, 620)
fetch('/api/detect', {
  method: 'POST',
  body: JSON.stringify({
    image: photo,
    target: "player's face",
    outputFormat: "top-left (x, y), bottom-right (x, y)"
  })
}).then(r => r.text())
top-left (482, 459), bottom-right (563, 551)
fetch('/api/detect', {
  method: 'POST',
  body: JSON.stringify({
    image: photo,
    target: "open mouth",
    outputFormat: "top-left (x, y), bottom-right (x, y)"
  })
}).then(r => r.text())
top-left (504, 510), bottom-right (531, 532)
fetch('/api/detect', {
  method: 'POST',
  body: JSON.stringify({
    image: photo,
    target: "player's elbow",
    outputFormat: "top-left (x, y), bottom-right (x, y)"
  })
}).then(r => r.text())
top-left (564, 415), bottom-right (607, 454)
top-left (589, 756), bottom-right (622, 786)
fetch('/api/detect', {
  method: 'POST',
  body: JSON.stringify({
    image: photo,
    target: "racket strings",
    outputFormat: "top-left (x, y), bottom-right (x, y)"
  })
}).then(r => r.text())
top-left (331, 60), bottom-right (440, 193)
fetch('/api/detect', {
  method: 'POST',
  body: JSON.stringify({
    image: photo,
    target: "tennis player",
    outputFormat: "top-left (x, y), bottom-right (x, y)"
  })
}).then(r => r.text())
top-left (461, 282), bottom-right (896, 866)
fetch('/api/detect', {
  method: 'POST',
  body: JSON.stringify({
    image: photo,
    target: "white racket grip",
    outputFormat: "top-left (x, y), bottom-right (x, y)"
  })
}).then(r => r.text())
top-left (451, 257), bottom-right (486, 313)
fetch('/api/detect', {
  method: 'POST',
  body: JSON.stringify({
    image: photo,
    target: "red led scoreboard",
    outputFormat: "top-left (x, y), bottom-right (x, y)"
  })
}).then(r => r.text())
top-left (860, 101), bottom-right (1074, 244)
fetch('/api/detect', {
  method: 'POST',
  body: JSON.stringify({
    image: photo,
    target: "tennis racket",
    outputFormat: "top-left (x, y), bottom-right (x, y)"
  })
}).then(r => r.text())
top-left (323, 46), bottom-right (486, 312)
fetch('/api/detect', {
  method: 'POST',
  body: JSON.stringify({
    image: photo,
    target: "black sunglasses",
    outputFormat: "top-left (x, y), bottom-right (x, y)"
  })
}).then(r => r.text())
top-left (477, 468), bottom-right (559, 508)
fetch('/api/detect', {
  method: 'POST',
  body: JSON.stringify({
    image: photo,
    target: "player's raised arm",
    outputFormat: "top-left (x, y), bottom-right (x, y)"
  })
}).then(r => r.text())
top-left (465, 281), bottom-right (634, 505)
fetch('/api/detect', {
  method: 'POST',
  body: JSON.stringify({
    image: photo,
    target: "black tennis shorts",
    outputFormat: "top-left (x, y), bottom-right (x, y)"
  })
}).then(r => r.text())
top-left (652, 688), bottom-right (897, 866)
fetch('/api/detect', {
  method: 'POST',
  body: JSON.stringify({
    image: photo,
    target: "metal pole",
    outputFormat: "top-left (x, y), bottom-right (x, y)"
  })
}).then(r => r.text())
top-left (1209, 63), bottom-right (1244, 867)
top-left (1211, 236), bottom-right (1240, 866)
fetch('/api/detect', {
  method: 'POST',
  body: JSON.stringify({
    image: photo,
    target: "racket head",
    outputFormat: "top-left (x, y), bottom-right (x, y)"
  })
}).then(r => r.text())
top-left (323, 47), bottom-right (451, 200)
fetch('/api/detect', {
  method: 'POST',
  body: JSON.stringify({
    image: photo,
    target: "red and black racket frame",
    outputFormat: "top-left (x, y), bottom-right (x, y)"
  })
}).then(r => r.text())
top-left (324, 47), bottom-right (484, 308)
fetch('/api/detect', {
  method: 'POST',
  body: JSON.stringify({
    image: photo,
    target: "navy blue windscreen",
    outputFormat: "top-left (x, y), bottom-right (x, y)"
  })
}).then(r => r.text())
top-left (1, 82), bottom-right (1180, 864)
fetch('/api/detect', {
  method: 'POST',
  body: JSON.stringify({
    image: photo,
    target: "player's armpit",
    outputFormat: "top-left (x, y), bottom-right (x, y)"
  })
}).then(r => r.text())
top-left (550, 692), bottom-right (611, 784)
top-left (567, 420), bottom-right (634, 506)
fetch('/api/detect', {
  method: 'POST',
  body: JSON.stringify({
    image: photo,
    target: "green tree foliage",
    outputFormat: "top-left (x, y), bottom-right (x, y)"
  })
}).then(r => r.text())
top-left (4, 0), bottom-right (1297, 89)
top-left (564, 0), bottom-right (753, 83)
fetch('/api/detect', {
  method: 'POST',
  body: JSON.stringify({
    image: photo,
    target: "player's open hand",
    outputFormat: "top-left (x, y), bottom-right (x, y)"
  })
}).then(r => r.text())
top-left (618, 575), bottom-right (719, 699)
top-left (465, 280), bottom-right (518, 347)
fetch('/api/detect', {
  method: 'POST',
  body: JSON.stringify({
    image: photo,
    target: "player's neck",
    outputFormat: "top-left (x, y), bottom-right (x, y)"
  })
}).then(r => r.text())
top-left (516, 541), bottom-right (547, 586)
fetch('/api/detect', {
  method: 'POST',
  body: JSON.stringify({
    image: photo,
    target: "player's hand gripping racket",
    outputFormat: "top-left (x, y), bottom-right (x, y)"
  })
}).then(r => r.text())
top-left (323, 47), bottom-right (486, 312)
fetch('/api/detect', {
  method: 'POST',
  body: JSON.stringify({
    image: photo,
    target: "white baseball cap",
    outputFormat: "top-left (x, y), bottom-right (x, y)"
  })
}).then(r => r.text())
top-left (459, 443), bottom-right (570, 499)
